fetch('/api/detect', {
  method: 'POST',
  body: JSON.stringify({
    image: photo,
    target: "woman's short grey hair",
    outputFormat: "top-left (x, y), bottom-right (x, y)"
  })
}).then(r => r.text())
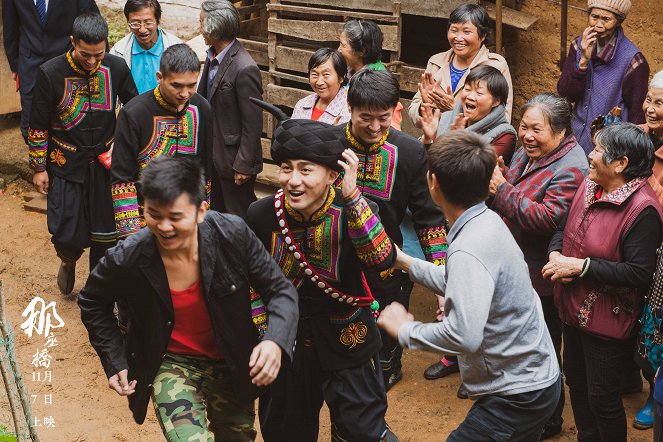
top-left (448, 4), bottom-right (491, 40)
top-left (201, 0), bottom-right (240, 41)
top-left (651, 70), bottom-right (663, 90)
top-left (520, 93), bottom-right (572, 136)
top-left (594, 122), bottom-right (654, 180)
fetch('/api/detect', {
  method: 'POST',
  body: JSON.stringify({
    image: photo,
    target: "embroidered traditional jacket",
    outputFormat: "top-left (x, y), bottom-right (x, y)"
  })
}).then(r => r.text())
top-left (246, 187), bottom-right (396, 370)
top-left (28, 51), bottom-right (137, 182)
top-left (111, 88), bottom-right (213, 237)
top-left (336, 125), bottom-right (447, 294)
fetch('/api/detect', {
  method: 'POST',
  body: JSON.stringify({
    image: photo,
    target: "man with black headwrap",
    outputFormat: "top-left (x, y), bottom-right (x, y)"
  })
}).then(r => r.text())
top-left (246, 99), bottom-right (399, 442)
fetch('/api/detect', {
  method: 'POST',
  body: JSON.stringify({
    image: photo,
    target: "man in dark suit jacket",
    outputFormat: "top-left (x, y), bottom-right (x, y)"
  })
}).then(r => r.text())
top-left (3, 0), bottom-right (99, 142)
top-left (198, 0), bottom-right (263, 218)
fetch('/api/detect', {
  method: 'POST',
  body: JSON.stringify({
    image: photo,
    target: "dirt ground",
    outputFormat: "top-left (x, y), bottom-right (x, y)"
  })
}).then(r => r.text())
top-left (1, 0), bottom-right (663, 440)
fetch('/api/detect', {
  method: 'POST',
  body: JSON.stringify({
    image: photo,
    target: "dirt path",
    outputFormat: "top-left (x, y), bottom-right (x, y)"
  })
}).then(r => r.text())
top-left (1, 0), bottom-right (662, 439)
top-left (0, 184), bottom-right (653, 441)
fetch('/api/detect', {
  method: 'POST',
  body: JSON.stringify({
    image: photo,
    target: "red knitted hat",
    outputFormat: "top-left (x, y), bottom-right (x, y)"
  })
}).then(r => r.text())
top-left (587, 0), bottom-right (631, 18)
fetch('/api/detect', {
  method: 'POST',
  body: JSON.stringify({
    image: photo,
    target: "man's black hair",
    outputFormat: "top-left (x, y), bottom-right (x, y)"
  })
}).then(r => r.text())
top-left (72, 13), bottom-right (108, 44)
top-left (347, 69), bottom-right (399, 110)
top-left (160, 44), bottom-right (201, 76)
top-left (141, 157), bottom-right (206, 207)
top-left (428, 131), bottom-right (496, 208)
top-left (123, 0), bottom-right (162, 21)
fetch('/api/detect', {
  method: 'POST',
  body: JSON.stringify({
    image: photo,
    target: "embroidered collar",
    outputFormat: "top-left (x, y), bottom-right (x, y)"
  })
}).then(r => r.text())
top-left (66, 50), bottom-right (101, 75)
top-left (584, 176), bottom-right (647, 207)
top-left (285, 186), bottom-right (336, 223)
top-left (274, 189), bottom-right (376, 308)
top-left (345, 123), bottom-right (389, 153)
top-left (153, 86), bottom-right (188, 115)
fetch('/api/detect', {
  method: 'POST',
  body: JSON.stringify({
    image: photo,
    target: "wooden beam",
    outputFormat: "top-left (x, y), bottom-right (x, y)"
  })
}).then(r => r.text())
top-left (261, 137), bottom-right (272, 161)
top-left (495, 0), bottom-right (503, 53)
top-left (236, 4), bottom-right (261, 15)
top-left (269, 70), bottom-right (310, 85)
top-left (268, 19), bottom-right (399, 52)
top-left (257, 163), bottom-right (281, 187)
top-left (282, 0), bottom-right (392, 13)
top-left (266, 3), bottom-right (399, 22)
top-left (399, 66), bottom-right (424, 93)
top-left (481, 2), bottom-right (538, 31)
top-left (266, 83), bottom-right (310, 108)
top-left (275, 46), bottom-right (314, 73)
top-left (401, 0), bottom-right (473, 18)
top-left (399, 98), bottom-right (418, 138)
top-left (237, 38), bottom-right (269, 65)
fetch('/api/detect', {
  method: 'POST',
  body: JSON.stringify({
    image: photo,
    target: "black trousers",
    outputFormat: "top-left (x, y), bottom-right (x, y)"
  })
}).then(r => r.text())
top-left (540, 295), bottom-right (565, 425)
top-left (20, 90), bottom-right (32, 143)
top-left (259, 344), bottom-right (388, 442)
top-left (448, 376), bottom-right (561, 441)
top-left (210, 168), bottom-right (256, 219)
top-left (47, 160), bottom-right (116, 270)
top-left (563, 325), bottom-right (634, 442)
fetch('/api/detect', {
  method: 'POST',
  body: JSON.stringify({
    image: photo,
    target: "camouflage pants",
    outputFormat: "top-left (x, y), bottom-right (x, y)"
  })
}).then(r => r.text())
top-left (151, 353), bottom-right (256, 442)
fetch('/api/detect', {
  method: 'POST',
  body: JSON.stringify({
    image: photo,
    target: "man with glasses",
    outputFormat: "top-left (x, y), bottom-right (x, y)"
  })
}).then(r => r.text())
top-left (558, 0), bottom-right (648, 154)
top-left (28, 13), bottom-right (137, 296)
top-left (110, 0), bottom-right (182, 94)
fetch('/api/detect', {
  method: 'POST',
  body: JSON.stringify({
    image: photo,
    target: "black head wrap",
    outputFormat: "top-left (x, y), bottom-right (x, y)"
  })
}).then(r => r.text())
top-left (250, 97), bottom-right (346, 172)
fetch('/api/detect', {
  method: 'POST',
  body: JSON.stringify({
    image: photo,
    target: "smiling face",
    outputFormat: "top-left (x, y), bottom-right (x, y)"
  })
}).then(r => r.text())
top-left (157, 70), bottom-right (199, 110)
top-left (279, 159), bottom-right (338, 220)
top-left (127, 7), bottom-right (159, 49)
top-left (459, 80), bottom-right (499, 124)
top-left (70, 38), bottom-right (106, 72)
top-left (144, 192), bottom-right (206, 253)
top-left (518, 106), bottom-right (566, 161)
top-left (447, 21), bottom-right (484, 61)
top-left (587, 140), bottom-right (623, 188)
top-left (349, 105), bottom-right (394, 145)
top-left (644, 87), bottom-right (663, 137)
top-left (588, 7), bottom-right (619, 43)
top-left (309, 58), bottom-right (344, 103)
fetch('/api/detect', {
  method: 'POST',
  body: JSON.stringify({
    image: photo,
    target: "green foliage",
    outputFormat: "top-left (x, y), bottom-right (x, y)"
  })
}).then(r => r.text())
top-left (99, 5), bottom-right (129, 47)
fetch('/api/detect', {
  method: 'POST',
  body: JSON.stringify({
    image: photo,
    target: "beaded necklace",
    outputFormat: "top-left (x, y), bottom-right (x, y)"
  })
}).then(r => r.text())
top-left (274, 188), bottom-right (379, 311)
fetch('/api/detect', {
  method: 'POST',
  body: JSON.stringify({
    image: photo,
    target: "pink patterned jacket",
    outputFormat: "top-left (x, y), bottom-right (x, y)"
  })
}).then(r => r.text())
top-left (291, 87), bottom-right (351, 125)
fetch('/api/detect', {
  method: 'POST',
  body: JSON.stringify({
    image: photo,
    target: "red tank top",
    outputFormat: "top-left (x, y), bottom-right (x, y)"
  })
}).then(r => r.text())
top-left (311, 106), bottom-right (325, 121)
top-left (167, 281), bottom-right (223, 359)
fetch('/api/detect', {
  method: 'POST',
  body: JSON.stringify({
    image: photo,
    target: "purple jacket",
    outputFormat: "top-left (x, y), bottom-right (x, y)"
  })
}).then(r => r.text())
top-left (492, 135), bottom-right (588, 296)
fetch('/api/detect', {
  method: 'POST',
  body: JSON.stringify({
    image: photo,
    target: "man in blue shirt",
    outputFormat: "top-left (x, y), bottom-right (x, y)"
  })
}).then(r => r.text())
top-left (110, 0), bottom-right (182, 94)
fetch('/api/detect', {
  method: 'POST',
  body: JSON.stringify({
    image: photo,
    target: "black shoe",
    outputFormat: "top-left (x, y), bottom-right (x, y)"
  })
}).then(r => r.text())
top-left (386, 371), bottom-right (403, 391)
top-left (424, 358), bottom-right (459, 380)
top-left (57, 260), bottom-right (76, 296)
top-left (539, 419), bottom-right (562, 440)
top-left (456, 384), bottom-right (469, 399)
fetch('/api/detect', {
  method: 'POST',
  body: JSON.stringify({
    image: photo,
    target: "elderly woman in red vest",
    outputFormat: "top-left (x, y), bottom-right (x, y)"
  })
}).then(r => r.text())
top-left (543, 122), bottom-right (663, 442)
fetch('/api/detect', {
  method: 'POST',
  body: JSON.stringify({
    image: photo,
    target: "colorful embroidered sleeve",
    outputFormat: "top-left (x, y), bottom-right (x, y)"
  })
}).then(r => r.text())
top-left (28, 68), bottom-right (53, 172)
top-left (28, 129), bottom-right (48, 172)
top-left (344, 187), bottom-right (395, 270)
top-left (417, 227), bottom-right (448, 266)
top-left (111, 182), bottom-right (142, 238)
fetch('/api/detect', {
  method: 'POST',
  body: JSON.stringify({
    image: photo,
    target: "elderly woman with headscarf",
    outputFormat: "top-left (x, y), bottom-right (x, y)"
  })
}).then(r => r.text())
top-left (488, 93), bottom-right (588, 439)
top-left (408, 3), bottom-right (513, 127)
top-left (558, 0), bottom-right (649, 154)
top-left (543, 122), bottom-right (663, 441)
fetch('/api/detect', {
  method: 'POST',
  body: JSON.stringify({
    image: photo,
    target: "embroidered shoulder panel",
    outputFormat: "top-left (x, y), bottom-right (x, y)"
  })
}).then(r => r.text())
top-left (270, 203), bottom-right (343, 286)
top-left (357, 141), bottom-right (398, 201)
top-left (138, 106), bottom-right (200, 169)
top-left (54, 65), bottom-right (113, 131)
